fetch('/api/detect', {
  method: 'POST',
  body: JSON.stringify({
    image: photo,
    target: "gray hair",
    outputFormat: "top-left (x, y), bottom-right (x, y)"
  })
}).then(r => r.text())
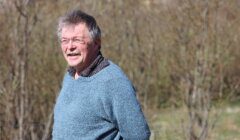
top-left (57, 10), bottom-right (101, 43)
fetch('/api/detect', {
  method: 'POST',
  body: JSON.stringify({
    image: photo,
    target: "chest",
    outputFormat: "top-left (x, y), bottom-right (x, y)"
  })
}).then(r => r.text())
top-left (54, 81), bottom-right (106, 125)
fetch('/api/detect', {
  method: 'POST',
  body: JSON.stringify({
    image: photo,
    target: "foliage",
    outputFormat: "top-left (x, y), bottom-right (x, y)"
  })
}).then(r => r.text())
top-left (150, 105), bottom-right (240, 140)
top-left (0, 0), bottom-right (239, 139)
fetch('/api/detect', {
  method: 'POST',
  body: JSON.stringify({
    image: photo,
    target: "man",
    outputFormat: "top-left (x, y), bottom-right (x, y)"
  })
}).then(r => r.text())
top-left (52, 9), bottom-right (151, 140)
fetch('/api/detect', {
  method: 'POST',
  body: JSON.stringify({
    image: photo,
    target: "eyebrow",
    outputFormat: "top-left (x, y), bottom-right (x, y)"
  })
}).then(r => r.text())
top-left (62, 36), bottom-right (86, 39)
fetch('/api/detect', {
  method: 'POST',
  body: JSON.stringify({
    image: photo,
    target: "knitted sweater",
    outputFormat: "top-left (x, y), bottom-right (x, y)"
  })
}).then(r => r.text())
top-left (52, 61), bottom-right (151, 140)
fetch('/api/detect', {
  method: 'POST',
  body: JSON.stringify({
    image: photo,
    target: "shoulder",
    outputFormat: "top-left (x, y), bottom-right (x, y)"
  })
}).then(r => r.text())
top-left (102, 61), bottom-right (136, 96)
top-left (94, 60), bottom-right (136, 96)
top-left (95, 60), bottom-right (134, 91)
top-left (96, 60), bottom-right (130, 82)
top-left (61, 72), bottom-right (72, 86)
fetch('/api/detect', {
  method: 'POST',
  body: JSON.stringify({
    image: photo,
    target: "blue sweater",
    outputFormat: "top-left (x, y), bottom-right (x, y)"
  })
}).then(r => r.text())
top-left (53, 61), bottom-right (151, 140)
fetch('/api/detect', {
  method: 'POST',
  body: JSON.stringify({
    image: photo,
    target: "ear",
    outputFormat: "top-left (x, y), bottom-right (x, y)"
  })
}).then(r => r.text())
top-left (94, 39), bottom-right (101, 50)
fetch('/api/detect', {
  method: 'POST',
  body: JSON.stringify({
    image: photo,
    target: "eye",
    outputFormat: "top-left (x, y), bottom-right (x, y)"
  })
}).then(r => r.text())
top-left (73, 38), bottom-right (84, 44)
top-left (61, 39), bottom-right (69, 44)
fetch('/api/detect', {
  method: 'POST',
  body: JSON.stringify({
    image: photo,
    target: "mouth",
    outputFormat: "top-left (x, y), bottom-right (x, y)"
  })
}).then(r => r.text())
top-left (67, 52), bottom-right (80, 57)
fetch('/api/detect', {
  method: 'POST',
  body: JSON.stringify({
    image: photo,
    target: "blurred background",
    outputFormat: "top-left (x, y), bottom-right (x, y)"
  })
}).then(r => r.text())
top-left (0, 0), bottom-right (239, 140)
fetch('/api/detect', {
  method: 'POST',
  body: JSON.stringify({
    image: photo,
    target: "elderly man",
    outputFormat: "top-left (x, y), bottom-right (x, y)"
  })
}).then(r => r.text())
top-left (52, 9), bottom-right (151, 140)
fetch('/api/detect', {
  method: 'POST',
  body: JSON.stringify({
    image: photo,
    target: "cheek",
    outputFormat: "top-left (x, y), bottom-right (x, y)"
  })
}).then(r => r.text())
top-left (61, 45), bottom-right (67, 53)
top-left (80, 45), bottom-right (90, 54)
top-left (86, 43), bottom-right (96, 53)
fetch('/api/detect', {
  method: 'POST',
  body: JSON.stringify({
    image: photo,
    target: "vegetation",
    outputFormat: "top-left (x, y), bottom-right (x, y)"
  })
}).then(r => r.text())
top-left (0, 0), bottom-right (239, 140)
top-left (149, 104), bottom-right (240, 140)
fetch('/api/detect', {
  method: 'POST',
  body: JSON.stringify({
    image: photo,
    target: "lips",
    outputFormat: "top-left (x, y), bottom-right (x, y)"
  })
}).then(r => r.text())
top-left (67, 52), bottom-right (80, 56)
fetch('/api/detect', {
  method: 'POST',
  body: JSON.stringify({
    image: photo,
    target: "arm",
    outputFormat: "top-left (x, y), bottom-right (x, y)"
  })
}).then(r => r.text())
top-left (104, 78), bottom-right (151, 140)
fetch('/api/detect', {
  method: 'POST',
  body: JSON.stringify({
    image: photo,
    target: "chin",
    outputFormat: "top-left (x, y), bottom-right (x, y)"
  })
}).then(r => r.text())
top-left (68, 60), bottom-right (83, 68)
top-left (68, 63), bottom-right (80, 68)
top-left (66, 58), bottom-right (80, 66)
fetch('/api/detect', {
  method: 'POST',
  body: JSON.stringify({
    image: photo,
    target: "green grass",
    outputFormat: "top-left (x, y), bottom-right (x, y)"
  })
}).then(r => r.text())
top-left (149, 104), bottom-right (240, 140)
top-left (211, 106), bottom-right (240, 140)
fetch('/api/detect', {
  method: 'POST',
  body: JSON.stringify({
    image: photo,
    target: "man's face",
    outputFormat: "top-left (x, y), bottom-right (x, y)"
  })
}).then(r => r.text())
top-left (61, 23), bottom-right (98, 72)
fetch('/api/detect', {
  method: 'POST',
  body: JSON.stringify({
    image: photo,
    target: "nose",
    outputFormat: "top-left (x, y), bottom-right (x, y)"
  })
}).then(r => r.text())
top-left (68, 39), bottom-right (76, 50)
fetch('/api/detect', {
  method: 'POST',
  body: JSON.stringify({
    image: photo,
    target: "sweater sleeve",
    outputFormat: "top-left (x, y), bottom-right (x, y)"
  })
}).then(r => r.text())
top-left (103, 78), bottom-right (151, 140)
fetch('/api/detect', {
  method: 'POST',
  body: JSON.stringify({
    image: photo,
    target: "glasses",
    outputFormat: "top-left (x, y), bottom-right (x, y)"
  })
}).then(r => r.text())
top-left (61, 37), bottom-right (87, 45)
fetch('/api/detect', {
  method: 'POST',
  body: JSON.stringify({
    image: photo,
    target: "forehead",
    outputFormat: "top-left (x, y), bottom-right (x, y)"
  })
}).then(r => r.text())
top-left (61, 23), bottom-right (90, 37)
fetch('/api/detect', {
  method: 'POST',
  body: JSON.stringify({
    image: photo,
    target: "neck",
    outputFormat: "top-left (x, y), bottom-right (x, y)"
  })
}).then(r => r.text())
top-left (73, 51), bottom-right (100, 79)
top-left (74, 72), bottom-right (80, 79)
